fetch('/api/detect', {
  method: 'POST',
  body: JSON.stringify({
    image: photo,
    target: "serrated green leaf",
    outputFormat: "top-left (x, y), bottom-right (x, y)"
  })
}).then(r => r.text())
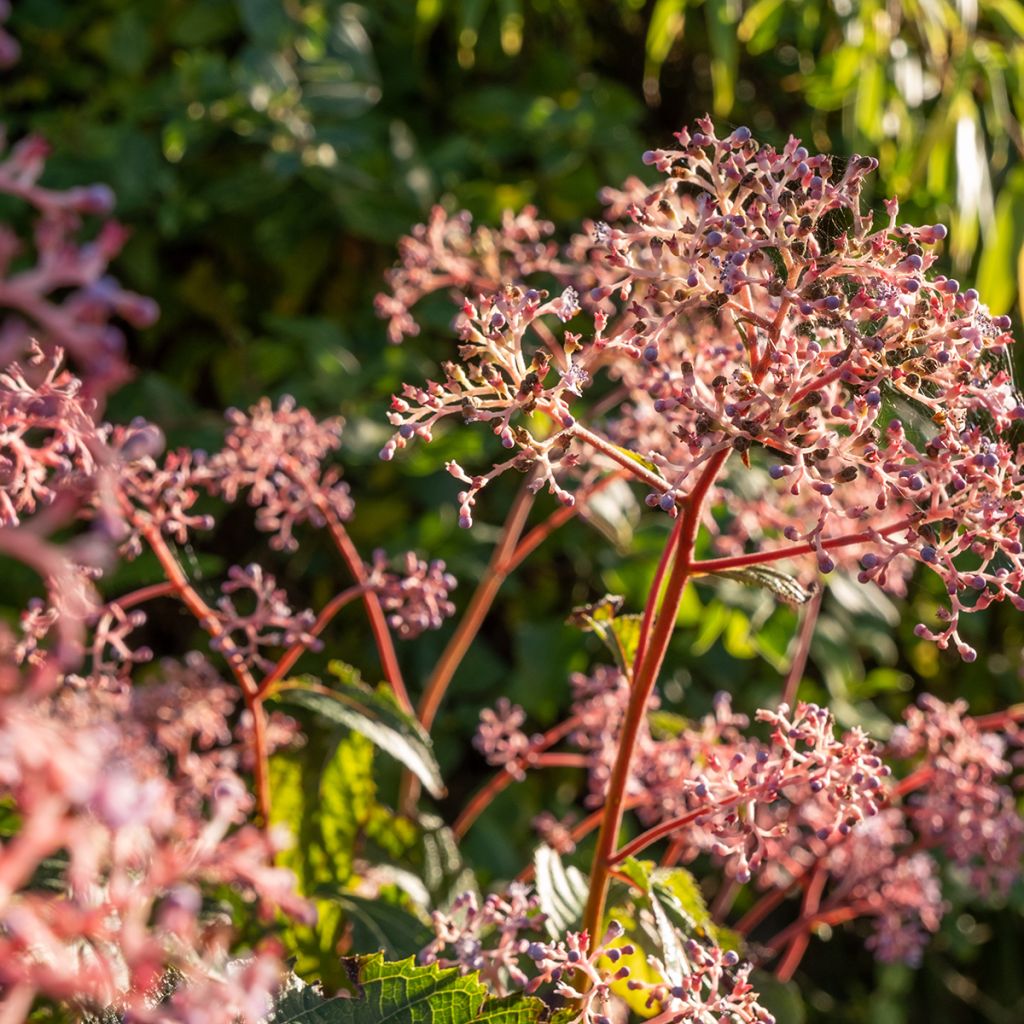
top-left (474, 994), bottom-right (545, 1024)
top-left (272, 954), bottom-right (483, 1024)
top-left (271, 954), bottom-right (544, 1024)
top-left (274, 679), bottom-right (445, 798)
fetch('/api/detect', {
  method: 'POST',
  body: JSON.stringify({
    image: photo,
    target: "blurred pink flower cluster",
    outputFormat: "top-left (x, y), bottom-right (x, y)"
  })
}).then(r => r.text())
top-left (0, 134), bottom-right (456, 1022)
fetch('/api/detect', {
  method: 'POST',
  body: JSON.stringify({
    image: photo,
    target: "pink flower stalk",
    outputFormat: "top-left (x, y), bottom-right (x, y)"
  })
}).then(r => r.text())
top-left (375, 205), bottom-right (565, 343)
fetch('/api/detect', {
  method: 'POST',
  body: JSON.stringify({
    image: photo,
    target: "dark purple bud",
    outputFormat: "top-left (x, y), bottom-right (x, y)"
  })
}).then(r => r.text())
top-left (658, 492), bottom-right (675, 512)
top-left (921, 546), bottom-right (937, 563)
top-left (705, 230), bottom-right (723, 247)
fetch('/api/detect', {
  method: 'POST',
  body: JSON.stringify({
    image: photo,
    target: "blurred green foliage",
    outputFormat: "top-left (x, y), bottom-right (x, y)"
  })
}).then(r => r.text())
top-left (3, 1), bottom-right (1024, 1020)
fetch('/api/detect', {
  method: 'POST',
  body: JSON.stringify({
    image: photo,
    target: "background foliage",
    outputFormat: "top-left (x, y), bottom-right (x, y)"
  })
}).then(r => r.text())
top-left (3, 1), bottom-right (1024, 1020)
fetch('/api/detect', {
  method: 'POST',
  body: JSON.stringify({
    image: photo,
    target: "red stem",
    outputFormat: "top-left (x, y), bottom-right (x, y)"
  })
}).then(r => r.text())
top-left (453, 715), bottom-right (582, 839)
top-left (139, 524), bottom-right (271, 824)
top-left (257, 584), bottom-right (364, 697)
top-left (111, 580), bottom-right (178, 610)
top-left (320, 508), bottom-right (412, 714)
top-left (582, 448), bottom-right (730, 950)
top-left (690, 517), bottom-right (916, 575)
top-left (418, 479), bottom-right (536, 732)
top-left (776, 863), bottom-right (827, 981)
top-left (781, 584), bottom-right (822, 708)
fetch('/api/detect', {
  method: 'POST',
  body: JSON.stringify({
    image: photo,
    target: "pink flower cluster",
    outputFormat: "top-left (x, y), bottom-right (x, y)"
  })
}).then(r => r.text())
top-left (365, 549), bottom-right (457, 639)
top-left (0, 130), bottom-right (157, 398)
top-left (379, 117), bottom-right (1024, 658)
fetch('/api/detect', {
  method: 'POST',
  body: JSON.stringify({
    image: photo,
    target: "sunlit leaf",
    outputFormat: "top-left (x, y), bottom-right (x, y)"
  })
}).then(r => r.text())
top-left (644, 0), bottom-right (687, 103)
top-left (709, 565), bottom-right (816, 606)
top-left (533, 846), bottom-right (588, 937)
top-left (271, 953), bottom-right (544, 1023)
top-left (274, 673), bottom-right (445, 798)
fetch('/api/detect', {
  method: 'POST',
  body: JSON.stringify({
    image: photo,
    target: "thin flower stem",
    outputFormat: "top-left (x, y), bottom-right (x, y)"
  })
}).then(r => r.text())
top-left (502, 471), bottom-right (626, 573)
top-left (453, 715), bottom-right (582, 839)
top-left (256, 583), bottom-right (365, 697)
top-left (317, 504), bottom-right (412, 714)
top-left (515, 799), bottom-right (643, 887)
top-left (763, 901), bottom-right (869, 964)
top-left (582, 447), bottom-right (730, 951)
top-left (139, 524), bottom-right (271, 824)
top-left (418, 478), bottom-right (537, 731)
top-left (781, 585), bottom-right (823, 708)
top-left (690, 516), bottom-right (917, 575)
top-left (109, 580), bottom-right (178, 610)
top-left (571, 423), bottom-right (673, 494)
top-left (775, 863), bottom-right (827, 981)
top-left (610, 766), bottom-right (816, 866)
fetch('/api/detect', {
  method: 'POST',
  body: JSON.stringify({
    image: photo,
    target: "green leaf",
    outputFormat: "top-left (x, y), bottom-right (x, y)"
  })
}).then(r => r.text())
top-left (977, 168), bottom-right (1024, 315)
top-left (533, 846), bottom-right (589, 937)
top-left (644, 0), bottom-right (687, 102)
top-left (319, 732), bottom-right (377, 878)
top-left (332, 894), bottom-right (433, 961)
top-left (737, 0), bottom-right (785, 53)
top-left (609, 442), bottom-right (660, 477)
top-left (419, 813), bottom-right (478, 905)
top-left (704, 0), bottom-right (739, 116)
top-left (271, 954), bottom-right (543, 1024)
top-left (566, 595), bottom-right (641, 670)
top-left (709, 565), bottom-right (816, 606)
top-left (274, 676), bottom-right (445, 798)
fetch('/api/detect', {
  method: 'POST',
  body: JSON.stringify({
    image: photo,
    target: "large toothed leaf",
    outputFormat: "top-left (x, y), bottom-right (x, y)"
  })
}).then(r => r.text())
top-left (270, 955), bottom-right (544, 1024)
top-left (274, 672), bottom-right (445, 798)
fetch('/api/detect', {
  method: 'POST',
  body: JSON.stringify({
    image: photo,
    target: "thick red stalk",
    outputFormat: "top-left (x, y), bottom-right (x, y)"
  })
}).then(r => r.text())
top-left (582, 448), bottom-right (729, 949)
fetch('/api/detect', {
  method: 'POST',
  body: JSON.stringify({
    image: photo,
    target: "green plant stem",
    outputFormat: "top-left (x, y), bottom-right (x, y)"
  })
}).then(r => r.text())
top-left (581, 447), bottom-right (729, 950)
